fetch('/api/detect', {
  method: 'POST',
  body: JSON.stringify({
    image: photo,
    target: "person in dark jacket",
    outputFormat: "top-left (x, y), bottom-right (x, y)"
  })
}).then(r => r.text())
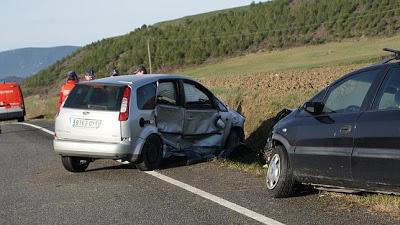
top-left (111, 68), bottom-right (119, 76)
top-left (82, 69), bottom-right (96, 81)
top-left (134, 65), bottom-right (147, 75)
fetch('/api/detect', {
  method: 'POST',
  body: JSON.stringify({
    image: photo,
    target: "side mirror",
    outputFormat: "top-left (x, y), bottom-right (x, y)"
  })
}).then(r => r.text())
top-left (304, 102), bottom-right (324, 115)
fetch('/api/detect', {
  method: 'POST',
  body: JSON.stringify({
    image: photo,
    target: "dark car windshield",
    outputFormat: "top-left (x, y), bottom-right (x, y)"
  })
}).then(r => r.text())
top-left (63, 84), bottom-right (125, 111)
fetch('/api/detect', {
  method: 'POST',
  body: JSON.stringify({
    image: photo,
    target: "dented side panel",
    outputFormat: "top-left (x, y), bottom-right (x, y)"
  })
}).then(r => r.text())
top-left (183, 109), bottom-right (220, 135)
top-left (155, 105), bottom-right (185, 134)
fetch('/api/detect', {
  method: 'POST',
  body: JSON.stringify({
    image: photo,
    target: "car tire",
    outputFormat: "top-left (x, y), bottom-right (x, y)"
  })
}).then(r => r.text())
top-left (135, 135), bottom-right (163, 171)
top-left (17, 117), bottom-right (24, 122)
top-left (225, 129), bottom-right (242, 149)
top-left (61, 156), bottom-right (90, 172)
top-left (266, 145), bottom-right (295, 198)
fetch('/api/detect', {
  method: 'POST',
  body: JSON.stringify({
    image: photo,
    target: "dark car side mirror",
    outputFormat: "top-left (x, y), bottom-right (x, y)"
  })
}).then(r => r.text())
top-left (304, 102), bottom-right (324, 115)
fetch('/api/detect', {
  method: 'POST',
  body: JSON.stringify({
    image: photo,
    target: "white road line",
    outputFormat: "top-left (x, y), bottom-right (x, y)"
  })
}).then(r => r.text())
top-left (145, 171), bottom-right (284, 225)
top-left (16, 122), bottom-right (284, 225)
top-left (17, 122), bottom-right (55, 136)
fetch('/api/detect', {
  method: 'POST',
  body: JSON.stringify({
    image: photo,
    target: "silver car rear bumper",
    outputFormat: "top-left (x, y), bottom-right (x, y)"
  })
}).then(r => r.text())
top-left (53, 138), bottom-right (143, 162)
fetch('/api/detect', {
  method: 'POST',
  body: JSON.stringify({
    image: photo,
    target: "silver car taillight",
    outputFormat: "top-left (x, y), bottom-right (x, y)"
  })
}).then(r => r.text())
top-left (119, 86), bottom-right (131, 121)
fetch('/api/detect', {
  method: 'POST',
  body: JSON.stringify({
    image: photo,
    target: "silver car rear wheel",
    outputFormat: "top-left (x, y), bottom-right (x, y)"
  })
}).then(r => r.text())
top-left (266, 154), bottom-right (280, 189)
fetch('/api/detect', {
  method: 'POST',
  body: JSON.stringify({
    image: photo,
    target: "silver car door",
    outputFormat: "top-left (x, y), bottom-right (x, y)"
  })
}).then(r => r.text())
top-left (182, 80), bottom-right (226, 147)
top-left (155, 80), bottom-right (185, 148)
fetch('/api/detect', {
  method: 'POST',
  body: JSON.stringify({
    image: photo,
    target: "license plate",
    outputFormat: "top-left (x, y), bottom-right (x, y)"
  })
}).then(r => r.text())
top-left (71, 118), bottom-right (101, 129)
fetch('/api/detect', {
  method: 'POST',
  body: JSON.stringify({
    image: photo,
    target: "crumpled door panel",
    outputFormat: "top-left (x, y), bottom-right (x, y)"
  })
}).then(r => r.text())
top-left (183, 109), bottom-right (220, 135)
top-left (155, 105), bottom-right (184, 134)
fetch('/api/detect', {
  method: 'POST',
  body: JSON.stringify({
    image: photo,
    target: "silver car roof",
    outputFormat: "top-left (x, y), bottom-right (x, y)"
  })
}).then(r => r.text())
top-left (86, 74), bottom-right (195, 87)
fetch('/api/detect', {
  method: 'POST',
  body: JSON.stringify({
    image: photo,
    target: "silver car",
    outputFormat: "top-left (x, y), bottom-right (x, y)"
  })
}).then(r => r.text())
top-left (54, 74), bottom-right (245, 172)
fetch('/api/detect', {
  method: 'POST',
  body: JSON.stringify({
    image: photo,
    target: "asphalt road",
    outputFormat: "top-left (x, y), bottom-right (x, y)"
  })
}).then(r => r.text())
top-left (0, 120), bottom-right (398, 225)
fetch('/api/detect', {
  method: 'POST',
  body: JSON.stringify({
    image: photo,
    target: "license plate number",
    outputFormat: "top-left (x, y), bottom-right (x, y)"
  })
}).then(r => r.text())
top-left (71, 118), bottom-right (101, 129)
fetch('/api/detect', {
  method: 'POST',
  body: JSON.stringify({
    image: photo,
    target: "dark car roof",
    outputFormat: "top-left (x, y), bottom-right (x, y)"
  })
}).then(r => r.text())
top-left (87, 74), bottom-right (195, 87)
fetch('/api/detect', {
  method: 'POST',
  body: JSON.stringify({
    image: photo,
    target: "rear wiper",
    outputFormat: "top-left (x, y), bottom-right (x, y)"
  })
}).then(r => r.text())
top-left (87, 104), bottom-right (107, 110)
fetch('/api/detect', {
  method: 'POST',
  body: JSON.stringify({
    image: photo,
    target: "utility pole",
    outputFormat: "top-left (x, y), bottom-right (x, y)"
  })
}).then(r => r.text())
top-left (147, 39), bottom-right (152, 74)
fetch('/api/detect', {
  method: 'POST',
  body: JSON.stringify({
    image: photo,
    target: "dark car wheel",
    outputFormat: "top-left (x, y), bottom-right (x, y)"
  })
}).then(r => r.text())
top-left (135, 135), bottom-right (163, 171)
top-left (61, 156), bottom-right (90, 172)
top-left (219, 129), bottom-right (245, 158)
top-left (266, 145), bottom-right (296, 198)
top-left (225, 129), bottom-right (242, 149)
top-left (17, 117), bottom-right (24, 122)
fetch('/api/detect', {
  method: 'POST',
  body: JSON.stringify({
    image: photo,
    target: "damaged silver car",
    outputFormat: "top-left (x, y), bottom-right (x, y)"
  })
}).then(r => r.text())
top-left (54, 74), bottom-right (245, 172)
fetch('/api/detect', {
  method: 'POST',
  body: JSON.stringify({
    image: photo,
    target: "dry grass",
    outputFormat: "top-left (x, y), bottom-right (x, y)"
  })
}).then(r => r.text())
top-left (328, 192), bottom-right (400, 219)
top-left (24, 95), bottom-right (58, 120)
top-left (212, 158), bottom-right (267, 176)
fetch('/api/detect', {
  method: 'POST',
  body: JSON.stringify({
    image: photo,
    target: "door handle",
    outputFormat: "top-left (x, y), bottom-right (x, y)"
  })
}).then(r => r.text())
top-left (340, 125), bottom-right (352, 134)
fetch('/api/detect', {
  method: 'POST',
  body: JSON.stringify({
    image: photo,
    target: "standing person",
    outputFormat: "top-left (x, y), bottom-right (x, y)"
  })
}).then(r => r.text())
top-left (111, 68), bottom-right (119, 76)
top-left (82, 69), bottom-right (96, 81)
top-left (57, 71), bottom-right (79, 109)
top-left (134, 64), bottom-right (147, 75)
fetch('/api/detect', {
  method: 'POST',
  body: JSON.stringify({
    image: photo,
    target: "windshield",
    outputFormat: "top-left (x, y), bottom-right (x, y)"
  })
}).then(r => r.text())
top-left (63, 84), bottom-right (125, 111)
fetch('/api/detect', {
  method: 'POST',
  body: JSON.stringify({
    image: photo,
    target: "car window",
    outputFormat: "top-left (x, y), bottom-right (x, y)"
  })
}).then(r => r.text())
top-left (64, 84), bottom-right (124, 111)
top-left (156, 81), bottom-right (178, 106)
top-left (309, 87), bottom-right (327, 103)
top-left (215, 97), bottom-right (228, 112)
top-left (323, 70), bottom-right (380, 114)
top-left (376, 68), bottom-right (400, 111)
top-left (183, 82), bottom-right (212, 109)
top-left (137, 83), bottom-right (156, 110)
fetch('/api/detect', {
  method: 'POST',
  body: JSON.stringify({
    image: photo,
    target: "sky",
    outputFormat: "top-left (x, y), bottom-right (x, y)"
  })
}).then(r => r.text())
top-left (0, 0), bottom-right (259, 52)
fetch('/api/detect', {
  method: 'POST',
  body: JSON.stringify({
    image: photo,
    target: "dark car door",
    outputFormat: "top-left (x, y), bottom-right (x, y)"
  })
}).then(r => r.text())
top-left (181, 80), bottom-right (225, 147)
top-left (294, 69), bottom-right (382, 185)
top-left (155, 79), bottom-right (185, 148)
top-left (353, 66), bottom-right (400, 188)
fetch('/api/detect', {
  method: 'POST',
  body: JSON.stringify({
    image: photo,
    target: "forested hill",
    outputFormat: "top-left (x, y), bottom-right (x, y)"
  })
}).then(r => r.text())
top-left (24, 0), bottom-right (400, 93)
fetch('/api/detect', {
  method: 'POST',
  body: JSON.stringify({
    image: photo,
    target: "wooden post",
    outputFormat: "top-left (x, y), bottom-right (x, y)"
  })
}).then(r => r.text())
top-left (147, 39), bottom-right (152, 74)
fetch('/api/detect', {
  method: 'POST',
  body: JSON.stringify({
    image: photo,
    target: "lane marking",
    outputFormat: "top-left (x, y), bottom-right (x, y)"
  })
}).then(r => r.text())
top-left (17, 122), bottom-right (55, 136)
top-left (16, 122), bottom-right (284, 225)
top-left (145, 171), bottom-right (284, 225)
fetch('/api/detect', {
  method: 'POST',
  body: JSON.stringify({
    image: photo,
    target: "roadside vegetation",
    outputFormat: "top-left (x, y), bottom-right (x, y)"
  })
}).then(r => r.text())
top-left (329, 192), bottom-right (400, 219)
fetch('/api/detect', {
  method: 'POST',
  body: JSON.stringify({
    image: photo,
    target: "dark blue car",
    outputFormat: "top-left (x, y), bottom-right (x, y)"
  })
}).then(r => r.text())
top-left (265, 48), bottom-right (400, 197)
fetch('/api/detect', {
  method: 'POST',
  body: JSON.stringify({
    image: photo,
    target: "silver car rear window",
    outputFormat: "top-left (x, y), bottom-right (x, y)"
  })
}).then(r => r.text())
top-left (64, 84), bottom-right (125, 111)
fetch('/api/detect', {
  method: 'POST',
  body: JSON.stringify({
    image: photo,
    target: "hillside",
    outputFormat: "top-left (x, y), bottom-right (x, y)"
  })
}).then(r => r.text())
top-left (0, 46), bottom-right (79, 80)
top-left (24, 35), bottom-right (399, 122)
top-left (24, 0), bottom-right (400, 94)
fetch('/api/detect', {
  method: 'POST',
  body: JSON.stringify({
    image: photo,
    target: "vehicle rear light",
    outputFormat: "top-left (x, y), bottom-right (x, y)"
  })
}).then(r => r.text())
top-left (119, 86), bottom-right (131, 121)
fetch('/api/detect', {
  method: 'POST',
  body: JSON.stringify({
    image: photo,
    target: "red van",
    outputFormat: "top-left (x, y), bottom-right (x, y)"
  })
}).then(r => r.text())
top-left (0, 82), bottom-right (25, 122)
